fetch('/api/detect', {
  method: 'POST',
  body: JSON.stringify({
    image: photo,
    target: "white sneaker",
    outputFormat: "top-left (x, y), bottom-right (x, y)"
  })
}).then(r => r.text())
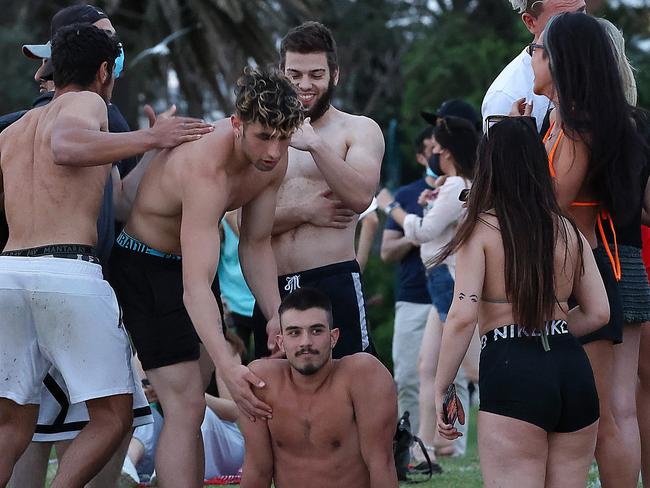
top-left (119, 456), bottom-right (140, 487)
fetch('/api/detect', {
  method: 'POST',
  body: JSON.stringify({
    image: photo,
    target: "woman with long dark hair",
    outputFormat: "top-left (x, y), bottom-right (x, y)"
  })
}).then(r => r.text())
top-left (377, 115), bottom-right (478, 461)
top-left (529, 12), bottom-right (645, 486)
top-left (434, 117), bottom-right (607, 486)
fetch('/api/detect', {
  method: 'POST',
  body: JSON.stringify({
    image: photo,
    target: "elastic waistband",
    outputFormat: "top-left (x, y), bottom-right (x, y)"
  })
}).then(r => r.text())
top-left (0, 255), bottom-right (104, 278)
top-left (279, 260), bottom-right (360, 292)
top-left (1, 244), bottom-right (100, 265)
top-left (116, 230), bottom-right (181, 261)
top-left (481, 320), bottom-right (570, 350)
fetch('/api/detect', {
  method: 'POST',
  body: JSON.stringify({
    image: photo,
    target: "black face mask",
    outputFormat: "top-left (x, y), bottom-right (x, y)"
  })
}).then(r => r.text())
top-left (428, 152), bottom-right (444, 176)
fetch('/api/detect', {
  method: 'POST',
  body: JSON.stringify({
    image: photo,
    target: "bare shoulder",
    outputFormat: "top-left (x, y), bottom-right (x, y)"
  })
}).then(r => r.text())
top-left (56, 90), bottom-right (107, 113)
top-left (248, 359), bottom-right (287, 387)
top-left (338, 353), bottom-right (392, 385)
top-left (173, 121), bottom-right (231, 180)
top-left (339, 111), bottom-right (382, 139)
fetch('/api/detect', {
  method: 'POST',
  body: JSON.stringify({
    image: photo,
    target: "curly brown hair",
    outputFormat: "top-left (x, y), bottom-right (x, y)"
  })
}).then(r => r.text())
top-left (235, 67), bottom-right (304, 138)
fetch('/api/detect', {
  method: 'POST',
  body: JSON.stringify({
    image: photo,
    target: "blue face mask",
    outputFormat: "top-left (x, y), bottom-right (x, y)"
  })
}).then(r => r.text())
top-left (426, 167), bottom-right (438, 178)
top-left (113, 45), bottom-right (124, 79)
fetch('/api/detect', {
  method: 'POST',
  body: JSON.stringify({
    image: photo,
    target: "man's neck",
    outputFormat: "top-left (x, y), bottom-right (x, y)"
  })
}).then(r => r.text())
top-left (288, 358), bottom-right (335, 393)
top-left (52, 84), bottom-right (87, 100)
top-left (311, 105), bottom-right (336, 127)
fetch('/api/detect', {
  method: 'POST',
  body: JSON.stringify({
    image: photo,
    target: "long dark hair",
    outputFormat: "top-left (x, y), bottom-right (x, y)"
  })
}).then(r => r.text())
top-left (544, 12), bottom-right (644, 225)
top-left (435, 118), bottom-right (583, 331)
top-left (433, 116), bottom-right (479, 179)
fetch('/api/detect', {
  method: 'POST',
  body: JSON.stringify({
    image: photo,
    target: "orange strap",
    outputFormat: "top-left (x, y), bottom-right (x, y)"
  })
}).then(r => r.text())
top-left (597, 212), bottom-right (621, 281)
top-left (543, 121), bottom-right (564, 178)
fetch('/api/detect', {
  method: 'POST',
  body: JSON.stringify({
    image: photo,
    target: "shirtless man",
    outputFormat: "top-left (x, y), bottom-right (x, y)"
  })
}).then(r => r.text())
top-left (109, 67), bottom-right (304, 487)
top-left (0, 25), bottom-right (212, 488)
top-left (240, 287), bottom-right (398, 488)
top-left (250, 21), bottom-right (384, 359)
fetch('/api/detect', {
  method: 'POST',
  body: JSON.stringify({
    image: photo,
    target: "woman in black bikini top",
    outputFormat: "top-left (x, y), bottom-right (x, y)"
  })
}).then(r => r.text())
top-left (432, 116), bottom-right (608, 488)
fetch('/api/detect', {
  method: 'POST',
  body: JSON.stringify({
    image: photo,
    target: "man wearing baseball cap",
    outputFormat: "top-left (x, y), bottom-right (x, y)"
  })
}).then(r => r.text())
top-left (6, 6), bottom-right (145, 488)
top-left (377, 98), bottom-right (480, 471)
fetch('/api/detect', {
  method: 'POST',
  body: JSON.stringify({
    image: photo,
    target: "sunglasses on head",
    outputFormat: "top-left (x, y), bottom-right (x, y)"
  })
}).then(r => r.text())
top-left (484, 115), bottom-right (537, 139)
top-left (526, 42), bottom-right (545, 57)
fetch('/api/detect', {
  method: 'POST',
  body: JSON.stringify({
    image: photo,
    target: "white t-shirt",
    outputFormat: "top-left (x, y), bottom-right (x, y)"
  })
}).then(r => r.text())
top-left (481, 48), bottom-right (552, 132)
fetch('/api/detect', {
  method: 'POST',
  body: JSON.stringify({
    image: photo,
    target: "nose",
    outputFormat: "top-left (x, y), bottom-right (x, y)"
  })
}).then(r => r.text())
top-left (297, 76), bottom-right (311, 91)
top-left (34, 61), bottom-right (46, 83)
top-left (267, 140), bottom-right (282, 161)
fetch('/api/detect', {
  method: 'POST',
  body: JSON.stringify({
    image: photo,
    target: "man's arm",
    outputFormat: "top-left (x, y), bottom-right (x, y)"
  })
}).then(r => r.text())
top-left (179, 156), bottom-right (271, 420)
top-left (51, 93), bottom-right (212, 167)
top-left (356, 210), bottom-right (378, 272)
top-left (239, 165), bottom-right (285, 352)
top-left (272, 189), bottom-right (355, 235)
top-left (349, 354), bottom-right (398, 488)
top-left (290, 117), bottom-right (384, 213)
top-left (380, 229), bottom-right (414, 263)
top-left (239, 361), bottom-right (274, 488)
top-left (481, 89), bottom-right (518, 129)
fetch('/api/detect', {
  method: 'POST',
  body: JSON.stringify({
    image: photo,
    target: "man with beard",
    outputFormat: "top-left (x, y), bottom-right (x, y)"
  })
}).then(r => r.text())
top-left (108, 67), bottom-right (304, 487)
top-left (0, 24), bottom-right (211, 488)
top-left (249, 21), bottom-right (385, 359)
top-left (240, 287), bottom-right (398, 488)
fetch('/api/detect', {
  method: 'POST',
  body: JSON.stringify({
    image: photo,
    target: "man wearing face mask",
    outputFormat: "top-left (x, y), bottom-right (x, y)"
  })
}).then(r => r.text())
top-left (377, 99), bottom-right (480, 463)
top-left (7, 6), bottom-right (157, 488)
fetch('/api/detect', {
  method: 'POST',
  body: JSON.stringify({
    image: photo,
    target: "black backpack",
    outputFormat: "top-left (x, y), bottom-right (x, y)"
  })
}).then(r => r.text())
top-left (393, 411), bottom-right (435, 482)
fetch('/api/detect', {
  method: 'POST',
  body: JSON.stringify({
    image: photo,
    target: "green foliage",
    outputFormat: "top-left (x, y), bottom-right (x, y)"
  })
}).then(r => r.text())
top-left (362, 252), bottom-right (397, 372)
top-left (0, 25), bottom-right (43, 114)
top-left (397, 3), bottom-right (530, 174)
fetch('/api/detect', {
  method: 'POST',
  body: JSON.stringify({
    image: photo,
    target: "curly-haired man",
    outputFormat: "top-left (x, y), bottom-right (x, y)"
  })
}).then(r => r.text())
top-left (109, 67), bottom-right (304, 487)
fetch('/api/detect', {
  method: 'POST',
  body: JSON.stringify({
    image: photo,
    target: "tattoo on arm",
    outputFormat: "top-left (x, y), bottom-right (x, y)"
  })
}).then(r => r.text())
top-left (458, 292), bottom-right (479, 303)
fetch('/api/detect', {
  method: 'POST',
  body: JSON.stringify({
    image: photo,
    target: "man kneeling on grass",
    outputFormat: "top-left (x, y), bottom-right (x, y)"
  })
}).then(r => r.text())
top-left (240, 287), bottom-right (398, 488)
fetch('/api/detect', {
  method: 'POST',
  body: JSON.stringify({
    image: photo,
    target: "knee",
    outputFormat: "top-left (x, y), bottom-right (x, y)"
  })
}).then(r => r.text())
top-left (164, 394), bottom-right (206, 429)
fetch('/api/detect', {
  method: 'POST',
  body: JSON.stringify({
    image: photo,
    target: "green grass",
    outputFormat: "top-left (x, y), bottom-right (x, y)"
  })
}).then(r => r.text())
top-left (44, 405), bottom-right (631, 487)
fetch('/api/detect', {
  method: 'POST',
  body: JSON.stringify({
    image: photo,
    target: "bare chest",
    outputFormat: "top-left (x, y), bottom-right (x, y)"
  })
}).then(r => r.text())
top-left (269, 388), bottom-right (356, 453)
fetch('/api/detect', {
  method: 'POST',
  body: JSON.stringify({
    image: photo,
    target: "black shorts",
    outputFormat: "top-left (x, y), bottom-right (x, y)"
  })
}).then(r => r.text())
top-left (479, 321), bottom-right (599, 433)
top-left (251, 260), bottom-right (375, 359)
top-left (110, 245), bottom-right (224, 371)
top-left (577, 246), bottom-right (623, 345)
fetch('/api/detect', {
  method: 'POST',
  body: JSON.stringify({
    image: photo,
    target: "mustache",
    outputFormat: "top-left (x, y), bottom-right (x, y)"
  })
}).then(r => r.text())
top-left (296, 348), bottom-right (319, 356)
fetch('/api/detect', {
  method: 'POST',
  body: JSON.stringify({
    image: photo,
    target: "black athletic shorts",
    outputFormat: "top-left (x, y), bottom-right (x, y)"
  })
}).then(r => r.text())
top-left (251, 260), bottom-right (375, 359)
top-left (576, 246), bottom-right (623, 345)
top-left (479, 321), bottom-right (599, 433)
top-left (110, 244), bottom-right (224, 371)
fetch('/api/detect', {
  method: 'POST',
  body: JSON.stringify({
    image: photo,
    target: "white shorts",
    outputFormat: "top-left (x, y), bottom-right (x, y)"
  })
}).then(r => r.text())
top-left (0, 256), bottom-right (134, 405)
top-left (32, 358), bottom-right (153, 442)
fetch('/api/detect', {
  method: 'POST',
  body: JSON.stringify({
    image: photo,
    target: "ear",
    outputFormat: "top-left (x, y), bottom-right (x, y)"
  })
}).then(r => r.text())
top-left (231, 115), bottom-right (243, 138)
top-left (521, 13), bottom-right (538, 36)
top-left (98, 60), bottom-right (111, 84)
top-left (277, 333), bottom-right (286, 353)
top-left (330, 328), bottom-right (340, 349)
top-left (332, 67), bottom-right (340, 86)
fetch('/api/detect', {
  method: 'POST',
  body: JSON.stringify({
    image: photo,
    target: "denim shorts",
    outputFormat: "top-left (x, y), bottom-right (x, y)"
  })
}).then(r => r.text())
top-left (425, 264), bottom-right (454, 321)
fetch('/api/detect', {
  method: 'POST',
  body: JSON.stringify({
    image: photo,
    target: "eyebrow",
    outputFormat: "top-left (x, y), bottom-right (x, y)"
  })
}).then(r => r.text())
top-left (284, 323), bottom-right (328, 331)
top-left (286, 68), bottom-right (326, 74)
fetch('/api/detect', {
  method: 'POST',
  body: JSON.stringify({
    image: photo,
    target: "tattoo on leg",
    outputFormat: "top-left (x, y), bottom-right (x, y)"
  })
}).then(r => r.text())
top-left (470, 294), bottom-right (478, 303)
top-left (459, 292), bottom-right (466, 300)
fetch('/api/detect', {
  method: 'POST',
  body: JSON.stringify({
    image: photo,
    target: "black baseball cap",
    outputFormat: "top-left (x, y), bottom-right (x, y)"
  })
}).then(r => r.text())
top-left (421, 99), bottom-right (481, 131)
top-left (22, 5), bottom-right (108, 59)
